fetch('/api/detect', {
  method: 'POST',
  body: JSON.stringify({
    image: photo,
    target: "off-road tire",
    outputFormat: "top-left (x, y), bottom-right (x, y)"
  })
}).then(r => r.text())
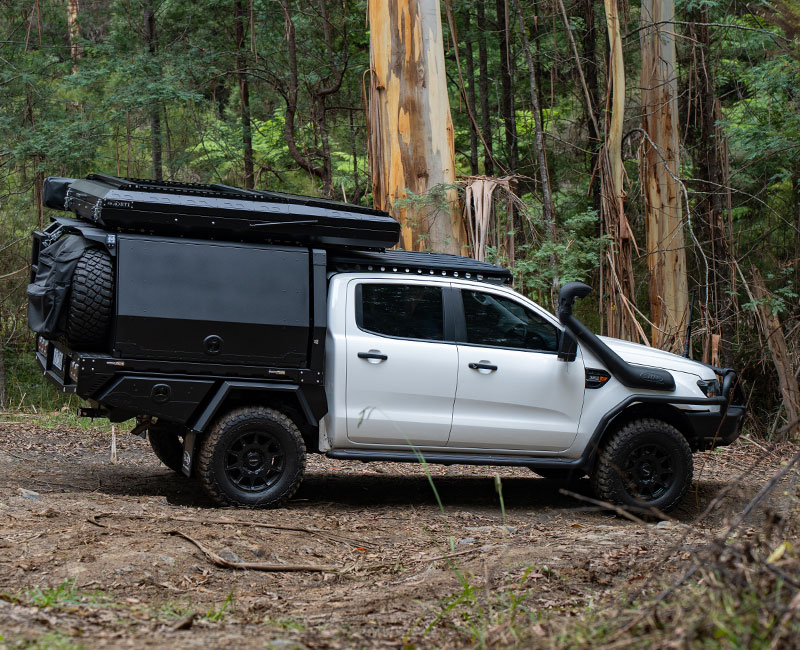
top-left (197, 406), bottom-right (306, 508)
top-left (66, 248), bottom-right (114, 350)
top-left (591, 418), bottom-right (692, 514)
top-left (148, 422), bottom-right (185, 473)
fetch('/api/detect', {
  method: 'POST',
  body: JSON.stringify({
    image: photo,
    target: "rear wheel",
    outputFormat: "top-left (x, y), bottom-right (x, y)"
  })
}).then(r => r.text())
top-left (591, 418), bottom-right (692, 513)
top-left (148, 422), bottom-right (185, 473)
top-left (197, 406), bottom-right (306, 508)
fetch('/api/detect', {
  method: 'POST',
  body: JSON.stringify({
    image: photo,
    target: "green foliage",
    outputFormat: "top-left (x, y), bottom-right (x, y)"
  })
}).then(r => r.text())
top-left (24, 580), bottom-right (101, 609)
top-left (512, 206), bottom-right (608, 298)
top-left (0, 0), bottom-right (798, 431)
top-left (204, 591), bottom-right (235, 622)
top-left (743, 267), bottom-right (798, 316)
top-left (417, 566), bottom-right (540, 648)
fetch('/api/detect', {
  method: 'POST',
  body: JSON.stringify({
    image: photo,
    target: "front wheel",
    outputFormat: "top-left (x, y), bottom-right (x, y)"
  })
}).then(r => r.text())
top-left (591, 418), bottom-right (692, 513)
top-left (197, 406), bottom-right (306, 508)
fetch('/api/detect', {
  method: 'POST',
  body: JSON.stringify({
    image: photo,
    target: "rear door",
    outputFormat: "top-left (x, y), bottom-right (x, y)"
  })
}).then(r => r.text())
top-left (345, 280), bottom-right (457, 447)
top-left (448, 287), bottom-right (585, 452)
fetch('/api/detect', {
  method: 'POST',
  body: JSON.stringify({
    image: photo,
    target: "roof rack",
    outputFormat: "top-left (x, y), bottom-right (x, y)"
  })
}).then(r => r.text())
top-left (329, 249), bottom-right (513, 285)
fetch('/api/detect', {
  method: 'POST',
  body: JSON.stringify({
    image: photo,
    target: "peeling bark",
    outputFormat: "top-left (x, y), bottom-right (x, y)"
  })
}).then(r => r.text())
top-left (752, 270), bottom-right (800, 442)
top-left (367, 0), bottom-right (464, 254)
top-left (602, 0), bottom-right (641, 343)
top-left (641, 0), bottom-right (689, 348)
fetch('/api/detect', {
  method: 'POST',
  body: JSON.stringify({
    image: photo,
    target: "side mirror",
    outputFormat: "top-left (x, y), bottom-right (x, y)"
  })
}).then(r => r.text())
top-left (558, 329), bottom-right (578, 362)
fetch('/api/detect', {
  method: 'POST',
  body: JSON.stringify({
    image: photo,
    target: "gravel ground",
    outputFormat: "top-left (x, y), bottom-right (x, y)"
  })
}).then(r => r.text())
top-left (0, 419), bottom-right (795, 649)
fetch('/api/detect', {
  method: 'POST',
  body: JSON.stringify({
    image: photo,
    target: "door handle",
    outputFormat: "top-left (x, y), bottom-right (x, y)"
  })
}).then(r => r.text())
top-left (358, 351), bottom-right (388, 362)
top-left (469, 362), bottom-right (498, 372)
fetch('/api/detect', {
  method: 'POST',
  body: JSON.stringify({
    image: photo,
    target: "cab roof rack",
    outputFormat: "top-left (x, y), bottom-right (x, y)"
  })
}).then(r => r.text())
top-left (329, 249), bottom-right (513, 285)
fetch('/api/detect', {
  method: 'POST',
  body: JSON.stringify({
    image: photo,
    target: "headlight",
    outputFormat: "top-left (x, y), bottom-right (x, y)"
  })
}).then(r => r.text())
top-left (69, 360), bottom-right (80, 383)
top-left (697, 378), bottom-right (720, 397)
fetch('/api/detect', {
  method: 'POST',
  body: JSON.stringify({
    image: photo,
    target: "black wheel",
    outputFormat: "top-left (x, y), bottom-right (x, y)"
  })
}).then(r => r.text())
top-left (197, 406), bottom-right (306, 508)
top-left (148, 422), bottom-right (185, 473)
top-left (66, 248), bottom-right (114, 350)
top-left (590, 418), bottom-right (692, 513)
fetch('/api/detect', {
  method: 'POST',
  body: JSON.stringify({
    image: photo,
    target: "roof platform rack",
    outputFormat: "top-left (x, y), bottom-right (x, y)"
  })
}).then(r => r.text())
top-left (329, 249), bottom-right (513, 285)
top-left (45, 174), bottom-right (400, 250)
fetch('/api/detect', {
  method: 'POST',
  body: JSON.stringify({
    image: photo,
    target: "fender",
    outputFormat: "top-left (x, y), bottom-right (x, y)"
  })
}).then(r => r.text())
top-left (180, 380), bottom-right (327, 478)
top-left (190, 380), bottom-right (324, 432)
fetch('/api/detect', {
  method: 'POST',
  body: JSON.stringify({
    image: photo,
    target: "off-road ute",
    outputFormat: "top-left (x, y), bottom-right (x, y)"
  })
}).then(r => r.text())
top-left (27, 174), bottom-right (745, 513)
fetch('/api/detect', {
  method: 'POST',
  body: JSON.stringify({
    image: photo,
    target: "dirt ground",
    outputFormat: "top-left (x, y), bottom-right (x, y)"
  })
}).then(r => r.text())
top-left (0, 418), bottom-right (797, 649)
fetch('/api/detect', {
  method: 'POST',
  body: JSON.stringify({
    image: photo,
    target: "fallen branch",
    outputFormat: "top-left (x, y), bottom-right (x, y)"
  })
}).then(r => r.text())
top-left (169, 530), bottom-right (338, 572)
top-left (89, 511), bottom-right (372, 548)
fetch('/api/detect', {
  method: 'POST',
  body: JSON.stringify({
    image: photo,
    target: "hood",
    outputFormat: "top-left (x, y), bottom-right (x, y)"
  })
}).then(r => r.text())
top-left (598, 336), bottom-right (714, 379)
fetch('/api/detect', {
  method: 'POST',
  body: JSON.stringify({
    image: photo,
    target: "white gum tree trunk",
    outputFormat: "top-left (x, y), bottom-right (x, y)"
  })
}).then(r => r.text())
top-left (367, 0), bottom-right (465, 254)
top-left (641, 0), bottom-right (689, 348)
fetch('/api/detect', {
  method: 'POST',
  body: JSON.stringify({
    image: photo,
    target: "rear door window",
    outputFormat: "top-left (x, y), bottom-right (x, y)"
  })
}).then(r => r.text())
top-left (358, 284), bottom-right (444, 341)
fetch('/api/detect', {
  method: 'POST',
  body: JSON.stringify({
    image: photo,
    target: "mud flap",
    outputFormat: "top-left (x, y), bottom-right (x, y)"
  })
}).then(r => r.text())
top-left (181, 430), bottom-right (197, 477)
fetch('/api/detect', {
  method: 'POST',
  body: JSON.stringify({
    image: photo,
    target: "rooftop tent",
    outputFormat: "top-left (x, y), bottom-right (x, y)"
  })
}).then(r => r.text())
top-left (48, 174), bottom-right (400, 250)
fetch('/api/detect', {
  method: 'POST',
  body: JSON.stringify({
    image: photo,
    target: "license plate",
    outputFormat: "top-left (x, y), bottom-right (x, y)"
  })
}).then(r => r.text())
top-left (52, 347), bottom-right (64, 371)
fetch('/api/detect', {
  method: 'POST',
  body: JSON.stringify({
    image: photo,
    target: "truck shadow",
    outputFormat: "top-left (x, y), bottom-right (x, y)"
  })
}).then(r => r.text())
top-left (85, 461), bottom-right (750, 523)
top-left (297, 471), bottom-right (749, 522)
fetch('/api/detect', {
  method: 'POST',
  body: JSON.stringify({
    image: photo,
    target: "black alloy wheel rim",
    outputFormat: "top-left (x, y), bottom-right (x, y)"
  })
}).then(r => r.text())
top-left (224, 430), bottom-right (285, 492)
top-left (623, 443), bottom-right (675, 501)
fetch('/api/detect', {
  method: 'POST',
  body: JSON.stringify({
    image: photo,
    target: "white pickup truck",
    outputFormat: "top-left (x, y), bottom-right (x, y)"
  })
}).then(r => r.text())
top-left (28, 176), bottom-right (744, 514)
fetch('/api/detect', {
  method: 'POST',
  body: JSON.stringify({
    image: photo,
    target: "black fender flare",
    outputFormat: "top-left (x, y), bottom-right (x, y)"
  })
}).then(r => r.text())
top-left (190, 380), bottom-right (323, 433)
top-left (180, 380), bottom-right (326, 478)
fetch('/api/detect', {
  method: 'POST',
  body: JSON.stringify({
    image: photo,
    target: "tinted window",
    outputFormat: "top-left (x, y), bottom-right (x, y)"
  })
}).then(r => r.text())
top-left (461, 290), bottom-right (558, 352)
top-left (359, 284), bottom-right (444, 341)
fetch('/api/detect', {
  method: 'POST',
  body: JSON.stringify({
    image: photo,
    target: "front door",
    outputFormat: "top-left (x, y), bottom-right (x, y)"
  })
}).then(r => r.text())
top-left (449, 288), bottom-right (585, 452)
top-left (345, 280), bottom-right (457, 446)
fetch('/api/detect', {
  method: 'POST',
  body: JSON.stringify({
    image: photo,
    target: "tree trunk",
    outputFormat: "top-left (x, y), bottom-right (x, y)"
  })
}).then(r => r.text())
top-left (476, 1), bottom-right (493, 176)
top-left (752, 270), bottom-right (800, 442)
top-left (601, 0), bottom-right (642, 343)
top-left (581, 0), bottom-right (601, 218)
top-left (0, 345), bottom-right (5, 410)
top-left (640, 0), bottom-right (689, 349)
top-left (605, 0), bottom-right (625, 230)
top-left (66, 0), bottom-right (81, 75)
top-left (367, 0), bottom-right (464, 254)
top-left (143, 0), bottom-right (162, 181)
top-left (463, 8), bottom-right (479, 175)
top-left (513, 0), bottom-right (557, 289)
top-left (234, 0), bottom-right (254, 188)
top-left (278, 0), bottom-right (328, 187)
top-left (687, 10), bottom-right (735, 367)
top-left (496, 0), bottom-right (517, 173)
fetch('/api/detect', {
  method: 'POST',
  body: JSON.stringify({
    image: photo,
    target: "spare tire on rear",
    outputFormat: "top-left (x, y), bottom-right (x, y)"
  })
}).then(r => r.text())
top-left (66, 247), bottom-right (114, 350)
